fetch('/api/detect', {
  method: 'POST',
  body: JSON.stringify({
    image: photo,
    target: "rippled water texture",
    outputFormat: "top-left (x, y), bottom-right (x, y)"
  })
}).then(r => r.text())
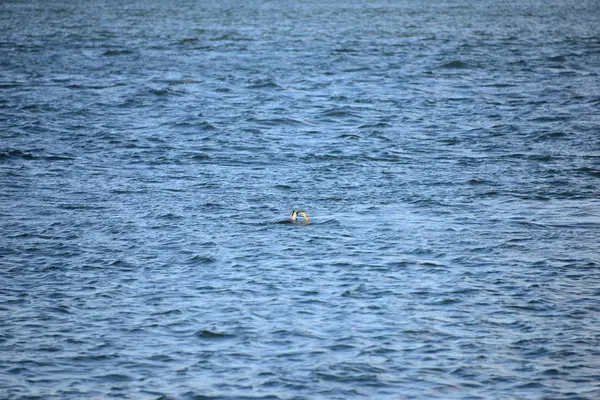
top-left (2, 0), bottom-right (600, 399)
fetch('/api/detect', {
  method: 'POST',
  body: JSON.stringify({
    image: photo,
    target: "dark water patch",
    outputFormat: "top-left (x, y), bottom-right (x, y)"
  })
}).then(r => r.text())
top-left (195, 330), bottom-right (234, 340)
top-left (57, 202), bottom-right (104, 211)
top-left (102, 49), bottom-right (135, 56)
top-left (246, 117), bottom-right (306, 126)
top-left (359, 122), bottom-right (391, 129)
top-left (528, 110), bottom-right (572, 123)
top-left (343, 66), bottom-right (372, 73)
top-left (177, 121), bottom-right (218, 131)
top-left (168, 79), bottom-right (201, 86)
top-left (152, 88), bottom-right (186, 97)
top-left (177, 37), bottom-right (201, 45)
top-left (190, 153), bottom-right (210, 161)
top-left (210, 32), bottom-right (254, 42)
top-left (273, 184), bottom-right (293, 190)
top-left (484, 82), bottom-right (519, 88)
top-left (548, 55), bottom-right (567, 62)
top-left (576, 167), bottom-right (600, 178)
top-left (188, 255), bottom-right (216, 264)
top-left (439, 60), bottom-right (470, 69)
top-left (43, 154), bottom-right (75, 161)
top-left (322, 107), bottom-right (361, 118)
top-left (96, 373), bottom-right (134, 382)
top-left (157, 213), bottom-right (183, 220)
top-left (337, 133), bottom-right (360, 140)
top-left (365, 152), bottom-right (403, 163)
top-left (467, 179), bottom-right (488, 185)
top-left (332, 48), bottom-right (358, 53)
top-left (108, 260), bottom-right (136, 270)
top-left (542, 368), bottom-right (568, 376)
top-left (20, 103), bottom-right (61, 112)
top-left (534, 131), bottom-right (569, 141)
top-left (0, 82), bottom-right (24, 89)
top-left (0, 148), bottom-right (74, 162)
top-left (0, 148), bottom-right (36, 160)
top-left (152, 309), bottom-right (183, 316)
top-left (246, 80), bottom-right (282, 90)
top-left (66, 82), bottom-right (128, 90)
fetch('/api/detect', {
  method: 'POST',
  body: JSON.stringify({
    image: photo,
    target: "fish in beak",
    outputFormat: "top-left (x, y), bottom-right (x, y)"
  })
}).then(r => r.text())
top-left (290, 210), bottom-right (309, 224)
top-left (295, 211), bottom-right (309, 224)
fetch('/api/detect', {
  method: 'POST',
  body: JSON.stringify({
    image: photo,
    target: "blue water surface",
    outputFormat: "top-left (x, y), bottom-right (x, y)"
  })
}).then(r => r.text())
top-left (1, 1), bottom-right (600, 399)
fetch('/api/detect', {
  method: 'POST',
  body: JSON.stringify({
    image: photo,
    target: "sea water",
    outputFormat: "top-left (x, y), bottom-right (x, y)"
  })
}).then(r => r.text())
top-left (1, 1), bottom-right (600, 398)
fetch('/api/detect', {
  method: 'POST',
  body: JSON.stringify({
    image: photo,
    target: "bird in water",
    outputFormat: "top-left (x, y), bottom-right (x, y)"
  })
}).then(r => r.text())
top-left (275, 210), bottom-right (310, 224)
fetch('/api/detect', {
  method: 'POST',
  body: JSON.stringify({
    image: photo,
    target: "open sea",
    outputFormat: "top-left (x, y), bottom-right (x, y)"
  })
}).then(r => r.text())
top-left (1, 0), bottom-right (600, 399)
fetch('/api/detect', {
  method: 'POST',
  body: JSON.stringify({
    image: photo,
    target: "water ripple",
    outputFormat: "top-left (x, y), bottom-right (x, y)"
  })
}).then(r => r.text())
top-left (1, 0), bottom-right (600, 399)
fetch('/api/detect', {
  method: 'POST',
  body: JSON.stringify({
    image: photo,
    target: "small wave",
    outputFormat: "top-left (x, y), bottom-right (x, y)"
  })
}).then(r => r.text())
top-left (109, 260), bottom-right (136, 270)
top-left (273, 184), bottom-right (293, 190)
top-left (177, 37), bottom-right (200, 45)
top-left (0, 148), bottom-right (35, 160)
top-left (322, 107), bottom-right (360, 118)
top-left (246, 80), bottom-right (282, 90)
top-left (483, 82), bottom-right (518, 88)
top-left (175, 121), bottom-right (218, 132)
top-left (548, 55), bottom-right (567, 62)
top-left (577, 167), bottom-right (600, 178)
top-left (468, 179), bottom-right (488, 185)
top-left (157, 213), bottom-right (183, 220)
top-left (195, 329), bottom-right (234, 339)
top-left (152, 309), bottom-right (183, 316)
top-left (210, 33), bottom-right (253, 42)
top-left (190, 153), bottom-right (210, 161)
top-left (96, 373), bottom-right (133, 382)
top-left (47, 305), bottom-right (73, 315)
top-left (44, 154), bottom-right (74, 161)
top-left (152, 88), bottom-right (185, 97)
top-left (439, 60), bottom-right (470, 69)
top-left (0, 148), bottom-right (73, 161)
top-left (534, 131), bottom-right (568, 141)
top-left (365, 153), bottom-right (403, 163)
top-left (67, 83), bottom-right (127, 90)
top-left (168, 79), bottom-right (200, 86)
top-left (246, 117), bottom-right (305, 126)
top-left (530, 115), bottom-right (569, 123)
top-left (58, 202), bottom-right (100, 211)
top-left (201, 202), bottom-right (222, 209)
top-left (359, 122), bottom-right (391, 129)
top-left (188, 255), bottom-right (216, 264)
top-left (332, 48), bottom-right (358, 53)
top-left (337, 133), bottom-right (360, 140)
top-left (0, 83), bottom-right (23, 89)
top-left (102, 49), bottom-right (135, 56)
top-left (343, 66), bottom-right (371, 73)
